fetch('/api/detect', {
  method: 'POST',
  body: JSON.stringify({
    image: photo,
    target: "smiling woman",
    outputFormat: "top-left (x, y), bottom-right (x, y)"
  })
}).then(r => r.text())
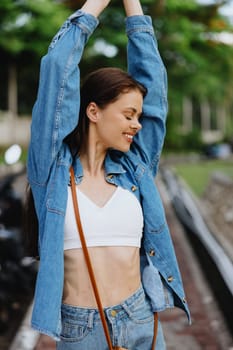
top-left (26, 0), bottom-right (191, 349)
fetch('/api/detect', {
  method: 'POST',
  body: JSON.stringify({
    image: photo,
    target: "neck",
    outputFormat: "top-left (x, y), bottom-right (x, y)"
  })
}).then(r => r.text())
top-left (79, 128), bottom-right (107, 177)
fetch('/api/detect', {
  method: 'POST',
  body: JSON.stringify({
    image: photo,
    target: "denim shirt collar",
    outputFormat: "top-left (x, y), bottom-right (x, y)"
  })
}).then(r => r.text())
top-left (72, 152), bottom-right (125, 183)
top-left (104, 152), bottom-right (126, 175)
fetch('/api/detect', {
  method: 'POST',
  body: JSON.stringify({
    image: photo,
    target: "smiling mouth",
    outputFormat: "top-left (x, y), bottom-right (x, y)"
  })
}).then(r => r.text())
top-left (124, 133), bottom-right (134, 143)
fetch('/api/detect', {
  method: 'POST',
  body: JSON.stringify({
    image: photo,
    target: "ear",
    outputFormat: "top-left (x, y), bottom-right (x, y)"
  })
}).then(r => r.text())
top-left (86, 102), bottom-right (100, 123)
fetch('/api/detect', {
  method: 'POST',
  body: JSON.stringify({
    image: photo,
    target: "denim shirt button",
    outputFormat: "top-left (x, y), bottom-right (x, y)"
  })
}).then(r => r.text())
top-left (182, 297), bottom-right (187, 303)
top-left (106, 174), bottom-right (114, 180)
top-left (149, 249), bottom-right (155, 257)
top-left (131, 185), bottom-right (137, 192)
top-left (167, 276), bottom-right (174, 283)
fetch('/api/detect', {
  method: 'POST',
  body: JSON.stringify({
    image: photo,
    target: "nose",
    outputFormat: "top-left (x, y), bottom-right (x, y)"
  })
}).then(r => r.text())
top-left (130, 119), bottom-right (142, 132)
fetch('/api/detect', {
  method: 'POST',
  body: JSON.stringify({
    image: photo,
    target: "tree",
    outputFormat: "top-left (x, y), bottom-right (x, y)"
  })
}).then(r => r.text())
top-left (0, 0), bottom-right (69, 115)
top-left (1, 0), bottom-right (233, 150)
top-left (65, 0), bottom-right (233, 148)
top-left (154, 0), bottom-right (233, 148)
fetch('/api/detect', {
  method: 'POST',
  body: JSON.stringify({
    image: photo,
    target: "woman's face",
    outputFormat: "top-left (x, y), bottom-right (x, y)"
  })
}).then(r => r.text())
top-left (92, 89), bottom-right (143, 153)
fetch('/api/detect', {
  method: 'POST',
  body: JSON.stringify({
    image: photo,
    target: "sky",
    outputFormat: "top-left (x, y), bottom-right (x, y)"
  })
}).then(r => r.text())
top-left (196, 0), bottom-right (233, 17)
top-left (196, 0), bottom-right (233, 44)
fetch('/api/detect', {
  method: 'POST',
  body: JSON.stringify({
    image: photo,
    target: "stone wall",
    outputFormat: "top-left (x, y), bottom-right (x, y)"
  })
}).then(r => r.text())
top-left (202, 172), bottom-right (233, 260)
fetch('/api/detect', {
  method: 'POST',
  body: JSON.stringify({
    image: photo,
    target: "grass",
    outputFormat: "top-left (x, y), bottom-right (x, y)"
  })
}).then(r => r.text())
top-left (173, 159), bottom-right (233, 197)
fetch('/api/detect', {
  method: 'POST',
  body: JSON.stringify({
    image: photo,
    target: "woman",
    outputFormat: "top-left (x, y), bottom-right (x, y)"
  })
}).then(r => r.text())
top-left (27, 0), bottom-right (190, 349)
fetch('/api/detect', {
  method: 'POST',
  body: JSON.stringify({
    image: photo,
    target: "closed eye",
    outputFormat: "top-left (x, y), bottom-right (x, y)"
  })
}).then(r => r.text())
top-left (123, 107), bottom-right (142, 121)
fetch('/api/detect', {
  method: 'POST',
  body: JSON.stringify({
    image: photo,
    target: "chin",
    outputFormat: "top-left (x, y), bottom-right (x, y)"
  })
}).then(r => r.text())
top-left (118, 146), bottom-right (131, 153)
top-left (109, 145), bottom-right (130, 153)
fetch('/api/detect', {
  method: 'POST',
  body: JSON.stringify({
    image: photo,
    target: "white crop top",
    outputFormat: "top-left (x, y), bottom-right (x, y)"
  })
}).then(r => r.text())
top-left (64, 186), bottom-right (143, 250)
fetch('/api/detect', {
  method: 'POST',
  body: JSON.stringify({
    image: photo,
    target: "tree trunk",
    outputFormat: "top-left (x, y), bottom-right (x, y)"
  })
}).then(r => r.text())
top-left (8, 62), bottom-right (18, 117)
top-left (7, 63), bottom-right (18, 143)
top-left (216, 105), bottom-right (226, 132)
top-left (200, 100), bottom-right (211, 131)
top-left (182, 96), bottom-right (193, 132)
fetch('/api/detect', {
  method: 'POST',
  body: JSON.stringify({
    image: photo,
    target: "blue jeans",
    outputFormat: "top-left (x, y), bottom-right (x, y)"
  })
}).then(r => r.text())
top-left (56, 286), bottom-right (166, 349)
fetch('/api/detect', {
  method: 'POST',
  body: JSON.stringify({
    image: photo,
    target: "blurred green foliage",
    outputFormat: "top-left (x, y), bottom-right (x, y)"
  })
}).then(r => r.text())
top-left (0, 0), bottom-right (70, 113)
top-left (1, 0), bottom-right (233, 150)
top-left (0, 0), bottom-right (70, 55)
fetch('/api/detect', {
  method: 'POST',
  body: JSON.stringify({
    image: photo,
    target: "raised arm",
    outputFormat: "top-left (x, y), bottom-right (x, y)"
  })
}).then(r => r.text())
top-left (81, 0), bottom-right (111, 17)
top-left (123, 0), bottom-right (168, 176)
top-left (28, 1), bottom-right (110, 185)
top-left (122, 0), bottom-right (143, 16)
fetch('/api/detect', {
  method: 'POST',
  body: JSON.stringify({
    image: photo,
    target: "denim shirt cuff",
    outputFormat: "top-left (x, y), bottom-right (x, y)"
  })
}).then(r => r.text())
top-left (125, 15), bottom-right (154, 35)
top-left (69, 9), bottom-right (99, 36)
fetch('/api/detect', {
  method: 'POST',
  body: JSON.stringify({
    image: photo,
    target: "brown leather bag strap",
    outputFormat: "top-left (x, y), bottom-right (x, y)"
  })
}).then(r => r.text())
top-left (69, 166), bottom-right (158, 350)
top-left (152, 312), bottom-right (158, 349)
top-left (70, 167), bottom-right (114, 350)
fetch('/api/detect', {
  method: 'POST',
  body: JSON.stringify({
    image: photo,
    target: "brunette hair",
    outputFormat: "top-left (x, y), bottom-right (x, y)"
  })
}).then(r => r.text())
top-left (24, 67), bottom-right (146, 257)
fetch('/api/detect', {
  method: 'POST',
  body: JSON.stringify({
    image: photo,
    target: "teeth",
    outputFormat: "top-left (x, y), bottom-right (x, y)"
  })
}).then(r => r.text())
top-left (125, 134), bottom-right (133, 139)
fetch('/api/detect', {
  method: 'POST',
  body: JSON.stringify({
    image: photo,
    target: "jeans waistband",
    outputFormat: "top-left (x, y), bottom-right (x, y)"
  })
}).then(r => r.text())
top-left (61, 284), bottom-right (145, 323)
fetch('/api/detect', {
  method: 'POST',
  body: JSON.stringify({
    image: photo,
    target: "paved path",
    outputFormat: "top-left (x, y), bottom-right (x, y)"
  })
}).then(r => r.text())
top-left (29, 179), bottom-right (233, 349)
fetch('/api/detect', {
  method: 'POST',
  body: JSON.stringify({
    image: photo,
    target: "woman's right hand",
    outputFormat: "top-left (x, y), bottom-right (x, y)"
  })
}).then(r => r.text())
top-left (81, 0), bottom-right (111, 18)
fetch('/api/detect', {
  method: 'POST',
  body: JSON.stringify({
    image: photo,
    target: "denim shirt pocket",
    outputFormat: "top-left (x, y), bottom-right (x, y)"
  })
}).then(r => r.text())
top-left (47, 192), bottom-right (66, 216)
top-left (46, 170), bottom-right (68, 216)
top-left (143, 203), bottom-right (167, 237)
top-left (136, 165), bottom-right (167, 233)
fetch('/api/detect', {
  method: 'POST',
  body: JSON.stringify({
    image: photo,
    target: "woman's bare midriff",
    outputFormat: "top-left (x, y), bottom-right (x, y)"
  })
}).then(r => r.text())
top-left (62, 246), bottom-right (141, 307)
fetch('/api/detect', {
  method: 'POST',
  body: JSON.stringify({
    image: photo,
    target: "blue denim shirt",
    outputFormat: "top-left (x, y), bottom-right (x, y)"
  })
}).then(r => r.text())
top-left (27, 10), bottom-right (191, 340)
